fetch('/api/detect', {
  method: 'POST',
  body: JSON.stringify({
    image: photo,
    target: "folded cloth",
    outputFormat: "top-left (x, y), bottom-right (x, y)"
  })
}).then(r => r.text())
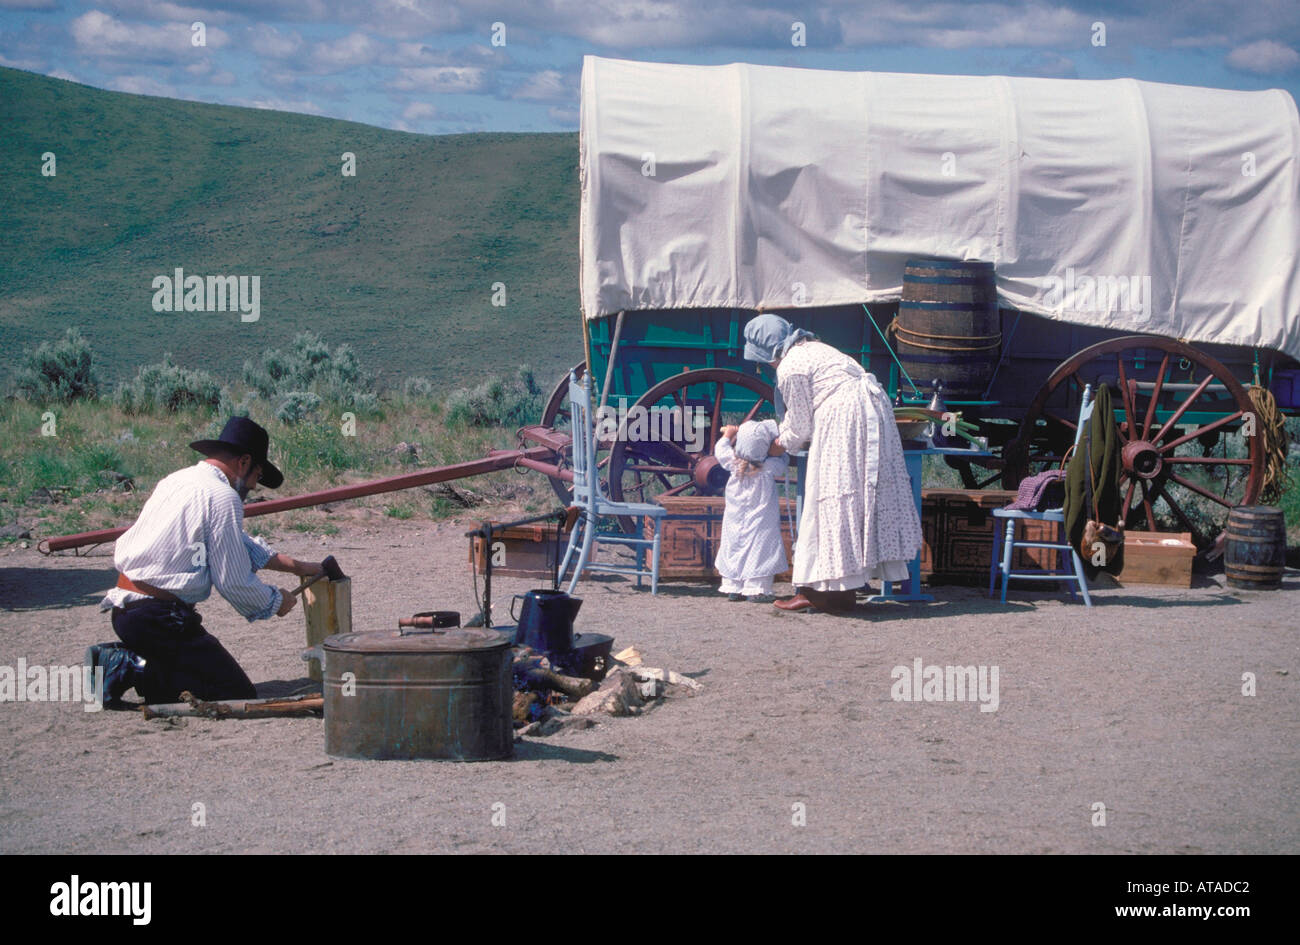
top-left (1006, 469), bottom-right (1067, 511)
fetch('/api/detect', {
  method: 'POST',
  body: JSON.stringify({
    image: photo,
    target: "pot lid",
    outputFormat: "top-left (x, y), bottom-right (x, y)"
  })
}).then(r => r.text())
top-left (324, 627), bottom-right (512, 653)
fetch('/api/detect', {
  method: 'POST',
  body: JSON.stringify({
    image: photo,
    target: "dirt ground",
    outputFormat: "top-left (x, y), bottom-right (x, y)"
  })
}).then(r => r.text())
top-left (1, 514), bottom-right (1296, 855)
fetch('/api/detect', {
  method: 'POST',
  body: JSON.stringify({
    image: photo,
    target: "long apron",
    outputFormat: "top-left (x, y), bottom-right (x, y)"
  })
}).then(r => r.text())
top-left (792, 369), bottom-right (919, 590)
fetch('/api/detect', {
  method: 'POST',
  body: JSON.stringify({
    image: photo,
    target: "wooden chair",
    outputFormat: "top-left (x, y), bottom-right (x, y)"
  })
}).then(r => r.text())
top-left (989, 385), bottom-right (1095, 607)
top-left (558, 370), bottom-right (667, 594)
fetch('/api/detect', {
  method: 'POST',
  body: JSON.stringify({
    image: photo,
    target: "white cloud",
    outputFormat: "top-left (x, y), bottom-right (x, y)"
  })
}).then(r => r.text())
top-left (70, 10), bottom-right (229, 61)
top-left (0, 51), bottom-right (44, 70)
top-left (47, 68), bottom-right (83, 83)
top-left (107, 74), bottom-right (180, 97)
top-left (388, 64), bottom-right (490, 92)
top-left (402, 101), bottom-right (438, 120)
top-left (548, 105), bottom-right (579, 126)
top-left (1012, 50), bottom-right (1077, 78)
top-left (185, 59), bottom-right (238, 85)
top-left (249, 25), bottom-right (304, 59)
top-left (511, 68), bottom-right (573, 103)
top-left (311, 31), bottom-right (381, 72)
top-left (838, 1), bottom-right (1086, 50)
top-left (1226, 39), bottom-right (1300, 75)
top-left (232, 95), bottom-right (325, 115)
top-left (386, 41), bottom-right (498, 67)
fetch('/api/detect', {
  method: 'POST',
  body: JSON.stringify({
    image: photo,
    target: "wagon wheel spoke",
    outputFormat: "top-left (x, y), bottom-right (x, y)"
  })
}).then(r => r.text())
top-left (1142, 486), bottom-right (1158, 533)
top-left (1154, 372), bottom-right (1215, 443)
top-left (1116, 355), bottom-right (1135, 440)
top-left (1158, 411), bottom-right (1244, 454)
top-left (624, 464), bottom-right (691, 475)
top-left (1042, 410), bottom-right (1076, 434)
top-left (742, 398), bottom-right (765, 425)
top-left (710, 382), bottom-right (725, 445)
top-left (658, 481), bottom-right (695, 499)
top-left (1140, 353), bottom-right (1171, 441)
top-left (1164, 456), bottom-right (1253, 466)
top-left (1150, 482), bottom-right (1199, 540)
top-left (1167, 472), bottom-right (1235, 508)
top-left (1121, 479), bottom-right (1137, 524)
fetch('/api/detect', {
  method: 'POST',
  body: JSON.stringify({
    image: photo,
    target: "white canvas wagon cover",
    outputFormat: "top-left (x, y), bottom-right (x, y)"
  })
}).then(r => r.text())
top-left (579, 56), bottom-right (1300, 360)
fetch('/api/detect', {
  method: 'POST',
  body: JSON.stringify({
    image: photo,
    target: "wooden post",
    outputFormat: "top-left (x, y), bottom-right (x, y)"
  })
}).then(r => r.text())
top-left (302, 576), bottom-right (352, 681)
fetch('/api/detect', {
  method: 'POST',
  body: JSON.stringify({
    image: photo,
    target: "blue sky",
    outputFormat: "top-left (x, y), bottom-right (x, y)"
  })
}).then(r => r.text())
top-left (2, 1), bottom-right (1298, 134)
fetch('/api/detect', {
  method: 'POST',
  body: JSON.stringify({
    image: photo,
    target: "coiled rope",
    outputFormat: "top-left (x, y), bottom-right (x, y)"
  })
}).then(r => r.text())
top-left (1247, 383), bottom-right (1290, 504)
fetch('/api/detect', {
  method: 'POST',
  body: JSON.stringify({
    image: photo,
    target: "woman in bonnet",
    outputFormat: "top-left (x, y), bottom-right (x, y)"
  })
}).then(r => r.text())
top-left (743, 314), bottom-right (922, 612)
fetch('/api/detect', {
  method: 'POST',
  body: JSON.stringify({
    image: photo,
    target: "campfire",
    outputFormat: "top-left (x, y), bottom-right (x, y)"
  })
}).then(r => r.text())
top-left (509, 642), bottom-right (701, 738)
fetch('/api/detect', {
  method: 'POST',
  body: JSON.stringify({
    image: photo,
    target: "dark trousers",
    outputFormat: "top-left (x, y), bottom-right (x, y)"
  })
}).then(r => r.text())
top-left (112, 600), bottom-right (257, 703)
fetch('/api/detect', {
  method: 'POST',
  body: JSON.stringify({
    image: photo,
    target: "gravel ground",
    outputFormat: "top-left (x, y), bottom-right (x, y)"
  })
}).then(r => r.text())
top-left (1, 516), bottom-right (1296, 854)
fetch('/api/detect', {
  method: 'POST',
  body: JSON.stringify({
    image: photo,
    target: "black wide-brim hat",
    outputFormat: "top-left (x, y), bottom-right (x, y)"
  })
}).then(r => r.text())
top-left (190, 416), bottom-right (284, 489)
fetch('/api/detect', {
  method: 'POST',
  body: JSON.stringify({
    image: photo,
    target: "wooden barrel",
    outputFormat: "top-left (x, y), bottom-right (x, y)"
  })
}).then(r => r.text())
top-left (896, 258), bottom-right (1000, 400)
top-left (1225, 506), bottom-right (1286, 590)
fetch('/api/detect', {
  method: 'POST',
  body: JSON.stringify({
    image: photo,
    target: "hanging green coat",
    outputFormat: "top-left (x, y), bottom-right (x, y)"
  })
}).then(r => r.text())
top-left (1064, 383), bottom-right (1125, 578)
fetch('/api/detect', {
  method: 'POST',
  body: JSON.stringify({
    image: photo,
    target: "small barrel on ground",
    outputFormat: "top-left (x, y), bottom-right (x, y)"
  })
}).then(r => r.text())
top-left (1225, 505), bottom-right (1286, 590)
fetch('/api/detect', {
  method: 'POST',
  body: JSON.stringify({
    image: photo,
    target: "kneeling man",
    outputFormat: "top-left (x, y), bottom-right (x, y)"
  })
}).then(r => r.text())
top-left (91, 416), bottom-right (322, 705)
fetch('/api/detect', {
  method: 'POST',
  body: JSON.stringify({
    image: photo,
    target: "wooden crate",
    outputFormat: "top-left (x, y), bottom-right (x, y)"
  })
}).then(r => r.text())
top-left (922, 489), bottom-right (1061, 586)
top-left (649, 496), bottom-right (797, 580)
top-left (1118, 530), bottom-right (1194, 586)
top-left (469, 522), bottom-right (571, 579)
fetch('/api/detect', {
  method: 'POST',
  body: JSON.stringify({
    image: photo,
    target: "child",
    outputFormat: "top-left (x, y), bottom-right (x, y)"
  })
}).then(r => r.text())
top-left (715, 419), bottom-right (790, 602)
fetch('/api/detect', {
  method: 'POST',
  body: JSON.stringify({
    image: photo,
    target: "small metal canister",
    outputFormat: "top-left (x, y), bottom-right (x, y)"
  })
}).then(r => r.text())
top-left (323, 626), bottom-right (514, 761)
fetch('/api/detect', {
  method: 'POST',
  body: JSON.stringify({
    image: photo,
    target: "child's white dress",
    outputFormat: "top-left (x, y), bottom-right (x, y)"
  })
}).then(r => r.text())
top-left (714, 437), bottom-right (790, 596)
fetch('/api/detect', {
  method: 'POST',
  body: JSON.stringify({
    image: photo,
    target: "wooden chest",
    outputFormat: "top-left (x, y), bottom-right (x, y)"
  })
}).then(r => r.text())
top-left (649, 495), bottom-right (797, 580)
top-left (1118, 530), bottom-right (1195, 586)
top-left (922, 489), bottom-right (1060, 586)
top-left (645, 489), bottom-right (1062, 585)
top-left (470, 521), bottom-right (571, 579)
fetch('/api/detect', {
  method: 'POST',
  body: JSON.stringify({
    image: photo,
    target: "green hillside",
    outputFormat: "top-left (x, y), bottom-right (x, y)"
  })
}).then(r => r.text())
top-left (0, 66), bottom-right (582, 393)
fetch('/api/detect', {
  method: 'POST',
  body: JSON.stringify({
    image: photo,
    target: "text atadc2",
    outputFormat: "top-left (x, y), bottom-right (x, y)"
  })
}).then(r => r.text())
top-left (49, 876), bottom-right (151, 926)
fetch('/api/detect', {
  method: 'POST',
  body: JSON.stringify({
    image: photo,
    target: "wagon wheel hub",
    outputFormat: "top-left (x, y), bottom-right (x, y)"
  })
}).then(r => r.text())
top-left (692, 455), bottom-right (729, 493)
top-left (1121, 439), bottom-right (1164, 480)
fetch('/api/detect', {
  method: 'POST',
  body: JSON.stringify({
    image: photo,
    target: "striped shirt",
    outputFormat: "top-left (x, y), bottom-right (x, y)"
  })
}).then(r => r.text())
top-left (99, 461), bottom-right (282, 621)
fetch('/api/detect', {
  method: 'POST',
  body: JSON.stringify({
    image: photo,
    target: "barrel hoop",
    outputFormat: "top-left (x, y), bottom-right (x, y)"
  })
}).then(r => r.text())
top-left (892, 321), bottom-right (1001, 353)
top-left (1225, 563), bottom-right (1284, 574)
top-left (894, 352), bottom-right (1001, 366)
top-left (1226, 533), bottom-right (1283, 544)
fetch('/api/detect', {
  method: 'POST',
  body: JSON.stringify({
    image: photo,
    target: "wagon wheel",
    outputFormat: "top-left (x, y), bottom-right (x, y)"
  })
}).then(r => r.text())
top-left (1004, 336), bottom-right (1262, 549)
top-left (607, 369), bottom-right (777, 529)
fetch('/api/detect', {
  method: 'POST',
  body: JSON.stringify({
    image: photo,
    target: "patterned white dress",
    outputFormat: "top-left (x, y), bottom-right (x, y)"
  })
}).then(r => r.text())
top-left (776, 340), bottom-right (922, 590)
top-left (714, 437), bottom-right (790, 595)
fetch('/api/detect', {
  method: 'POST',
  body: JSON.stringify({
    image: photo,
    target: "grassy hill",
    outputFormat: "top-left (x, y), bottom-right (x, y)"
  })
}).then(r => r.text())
top-left (0, 66), bottom-right (582, 393)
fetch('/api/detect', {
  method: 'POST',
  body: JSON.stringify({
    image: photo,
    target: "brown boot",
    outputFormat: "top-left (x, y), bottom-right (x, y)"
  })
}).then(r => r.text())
top-left (774, 593), bottom-right (814, 612)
